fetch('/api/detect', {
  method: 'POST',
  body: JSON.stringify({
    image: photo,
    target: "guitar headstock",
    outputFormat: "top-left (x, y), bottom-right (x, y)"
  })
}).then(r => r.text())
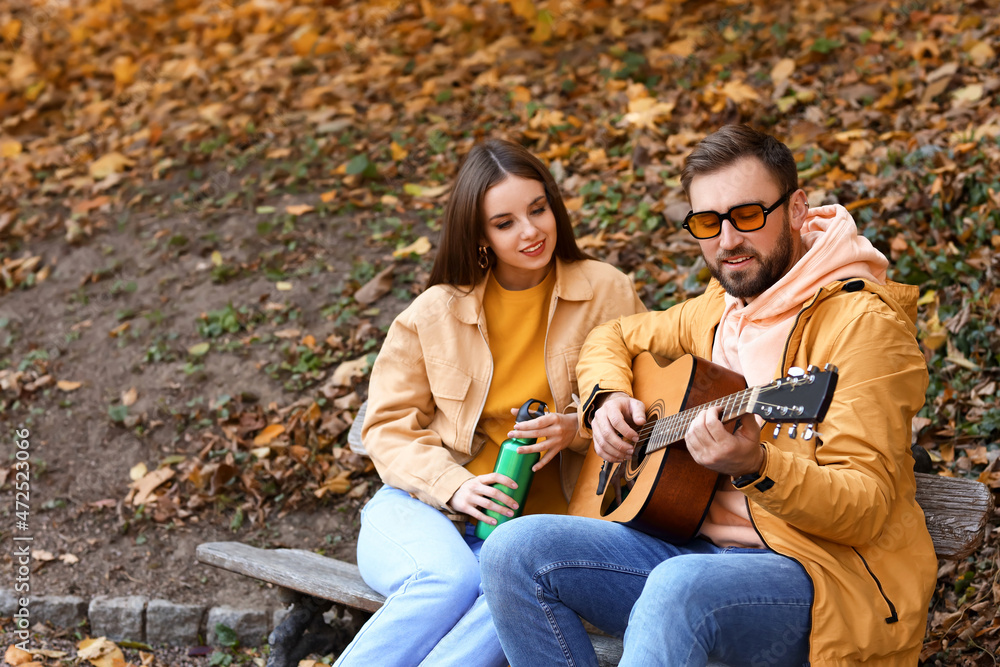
top-left (751, 364), bottom-right (838, 440)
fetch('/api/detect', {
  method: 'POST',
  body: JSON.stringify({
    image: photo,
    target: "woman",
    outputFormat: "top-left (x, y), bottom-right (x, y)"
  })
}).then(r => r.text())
top-left (334, 138), bottom-right (645, 667)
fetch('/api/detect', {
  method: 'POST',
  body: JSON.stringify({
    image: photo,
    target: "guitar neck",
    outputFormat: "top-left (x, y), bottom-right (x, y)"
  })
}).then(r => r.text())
top-left (645, 386), bottom-right (761, 454)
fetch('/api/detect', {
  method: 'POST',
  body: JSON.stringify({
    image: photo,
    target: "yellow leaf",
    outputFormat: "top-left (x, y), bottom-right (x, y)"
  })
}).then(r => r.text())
top-left (291, 25), bottom-right (319, 57)
top-left (77, 637), bottom-right (126, 667)
top-left (532, 13), bottom-right (552, 42)
top-left (5, 645), bottom-right (33, 666)
top-left (771, 58), bottom-right (796, 83)
top-left (89, 152), bottom-right (134, 179)
top-left (57, 380), bottom-right (82, 392)
top-left (393, 236), bottom-right (432, 258)
top-left (1, 140), bottom-right (22, 158)
top-left (641, 3), bottom-right (673, 22)
top-left (112, 55), bottom-right (137, 89)
top-left (390, 141), bottom-right (408, 161)
top-left (507, 0), bottom-right (536, 21)
top-left (721, 80), bottom-right (760, 104)
top-left (254, 424), bottom-right (286, 446)
top-left (331, 356), bottom-right (370, 387)
top-left (211, 251), bottom-right (223, 266)
top-left (967, 41), bottom-right (996, 67)
top-left (320, 190), bottom-right (337, 203)
top-left (131, 468), bottom-right (175, 506)
top-left (251, 447), bottom-right (271, 459)
top-left (285, 204), bottom-right (314, 216)
top-left (188, 342), bottom-right (210, 356)
top-left (129, 462), bottom-right (148, 481)
top-left (108, 322), bottom-right (130, 338)
top-left (952, 83), bottom-right (983, 103)
top-left (276, 281), bottom-right (293, 291)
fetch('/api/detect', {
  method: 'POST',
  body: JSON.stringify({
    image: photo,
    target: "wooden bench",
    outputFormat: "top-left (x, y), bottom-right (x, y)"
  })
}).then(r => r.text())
top-left (197, 409), bottom-right (994, 666)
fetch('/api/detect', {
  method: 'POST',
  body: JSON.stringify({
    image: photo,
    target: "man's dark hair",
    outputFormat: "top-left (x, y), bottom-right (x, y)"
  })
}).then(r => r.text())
top-left (681, 125), bottom-right (798, 199)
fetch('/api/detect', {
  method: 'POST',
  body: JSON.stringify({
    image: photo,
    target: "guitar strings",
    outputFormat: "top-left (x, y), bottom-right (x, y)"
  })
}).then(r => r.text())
top-left (627, 382), bottom-right (805, 454)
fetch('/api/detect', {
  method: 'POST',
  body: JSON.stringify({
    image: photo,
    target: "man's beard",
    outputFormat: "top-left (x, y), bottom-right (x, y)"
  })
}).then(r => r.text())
top-left (706, 214), bottom-right (793, 300)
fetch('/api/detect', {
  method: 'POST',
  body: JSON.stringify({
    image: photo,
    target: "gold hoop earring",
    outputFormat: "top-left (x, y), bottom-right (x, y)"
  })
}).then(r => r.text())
top-left (478, 246), bottom-right (490, 269)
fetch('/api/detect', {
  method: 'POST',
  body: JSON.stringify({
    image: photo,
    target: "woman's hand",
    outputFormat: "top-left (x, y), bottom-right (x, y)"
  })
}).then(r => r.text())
top-left (448, 473), bottom-right (520, 526)
top-left (508, 410), bottom-right (579, 472)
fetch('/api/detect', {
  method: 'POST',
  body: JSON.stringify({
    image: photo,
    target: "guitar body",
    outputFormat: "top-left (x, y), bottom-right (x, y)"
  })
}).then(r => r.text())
top-left (569, 353), bottom-right (747, 542)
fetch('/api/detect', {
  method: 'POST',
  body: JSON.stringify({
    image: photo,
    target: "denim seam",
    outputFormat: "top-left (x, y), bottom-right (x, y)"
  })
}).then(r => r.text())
top-left (532, 561), bottom-right (652, 666)
top-left (337, 502), bottom-right (423, 665)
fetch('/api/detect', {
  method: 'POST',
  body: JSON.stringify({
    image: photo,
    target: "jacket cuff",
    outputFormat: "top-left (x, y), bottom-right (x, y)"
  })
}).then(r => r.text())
top-left (737, 441), bottom-right (776, 494)
top-left (429, 466), bottom-right (477, 511)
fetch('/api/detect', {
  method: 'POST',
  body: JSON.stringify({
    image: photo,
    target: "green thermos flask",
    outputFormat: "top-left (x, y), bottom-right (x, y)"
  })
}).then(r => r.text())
top-left (475, 398), bottom-right (547, 540)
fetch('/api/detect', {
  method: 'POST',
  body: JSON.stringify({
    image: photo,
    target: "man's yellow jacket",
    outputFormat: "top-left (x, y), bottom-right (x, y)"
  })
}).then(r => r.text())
top-left (577, 277), bottom-right (936, 665)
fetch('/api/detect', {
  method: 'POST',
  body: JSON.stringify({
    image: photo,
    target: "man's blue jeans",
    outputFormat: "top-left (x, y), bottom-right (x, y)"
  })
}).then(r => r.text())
top-left (480, 514), bottom-right (813, 667)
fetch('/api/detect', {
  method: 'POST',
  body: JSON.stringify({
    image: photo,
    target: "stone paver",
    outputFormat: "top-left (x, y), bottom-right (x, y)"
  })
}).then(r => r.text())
top-left (88, 595), bottom-right (148, 641)
top-left (207, 605), bottom-right (270, 647)
top-left (146, 599), bottom-right (206, 646)
top-left (34, 595), bottom-right (88, 628)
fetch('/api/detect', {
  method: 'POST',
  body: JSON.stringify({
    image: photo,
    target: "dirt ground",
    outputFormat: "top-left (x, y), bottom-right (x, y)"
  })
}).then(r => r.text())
top-left (0, 188), bottom-right (427, 615)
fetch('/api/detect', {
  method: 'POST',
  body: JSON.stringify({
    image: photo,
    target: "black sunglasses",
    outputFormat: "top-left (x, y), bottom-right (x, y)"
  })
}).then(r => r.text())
top-left (682, 190), bottom-right (796, 240)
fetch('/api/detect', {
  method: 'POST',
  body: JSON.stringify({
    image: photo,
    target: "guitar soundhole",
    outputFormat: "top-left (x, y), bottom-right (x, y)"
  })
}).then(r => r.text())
top-left (598, 418), bottom-right (657, 517)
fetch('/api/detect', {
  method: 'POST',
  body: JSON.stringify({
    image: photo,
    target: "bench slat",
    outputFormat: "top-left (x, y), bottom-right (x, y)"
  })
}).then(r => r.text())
top-left (914, 472), bottom-right (993, 559)
top-left (196, 542), bottom-right (385, 613)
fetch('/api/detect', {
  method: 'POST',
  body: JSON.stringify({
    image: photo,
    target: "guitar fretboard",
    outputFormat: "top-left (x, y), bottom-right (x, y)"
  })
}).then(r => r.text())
top-left (641, 386), bottom-right (761, 453)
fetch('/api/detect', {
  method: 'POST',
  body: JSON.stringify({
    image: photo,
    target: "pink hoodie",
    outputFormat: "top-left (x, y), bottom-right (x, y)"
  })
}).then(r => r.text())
top-left (700, 204), bottom-right (889, 548)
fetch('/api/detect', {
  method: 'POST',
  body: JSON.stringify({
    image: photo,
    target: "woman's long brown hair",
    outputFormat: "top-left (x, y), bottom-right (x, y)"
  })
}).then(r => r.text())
top-left (426, 139), bottom-right (589, 289)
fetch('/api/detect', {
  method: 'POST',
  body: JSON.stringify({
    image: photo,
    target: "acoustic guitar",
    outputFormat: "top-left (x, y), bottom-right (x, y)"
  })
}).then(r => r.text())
top-left (568, 352), bottom-right (838, 542)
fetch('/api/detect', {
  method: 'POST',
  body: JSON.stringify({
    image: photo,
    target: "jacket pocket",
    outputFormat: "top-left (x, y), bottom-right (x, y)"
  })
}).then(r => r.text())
top-left (425, 358), bottom-right (473, 445)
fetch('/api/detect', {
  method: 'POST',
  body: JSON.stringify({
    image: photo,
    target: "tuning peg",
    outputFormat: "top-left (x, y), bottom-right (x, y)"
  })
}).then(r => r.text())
top-left (806, 364), bottom-right (819, 374)
top-left (824, 363), bottom-right (838, 373)
top-left (787, 367), bottom-right (805, 377)
top-left (787, 424), bottom-right (798, 439)
top-left (803, 425), bottom-right (815, 441)
top-left (773, 424), bottom-right (781, 439)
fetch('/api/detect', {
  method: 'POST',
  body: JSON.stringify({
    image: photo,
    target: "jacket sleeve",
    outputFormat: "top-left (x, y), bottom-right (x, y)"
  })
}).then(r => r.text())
top-left (563, 271), bottom-right (648, 454)
top-left (361, 315), bottom-right (475, 510)
top-left (575, 294), bottom-right (712, 432)
top-left (743, 302), bottom-right (928, 546)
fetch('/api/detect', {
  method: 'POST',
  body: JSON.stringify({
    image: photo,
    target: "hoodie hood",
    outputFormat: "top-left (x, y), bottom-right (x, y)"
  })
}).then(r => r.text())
top-left (712, 204), bottom-right (888, 386)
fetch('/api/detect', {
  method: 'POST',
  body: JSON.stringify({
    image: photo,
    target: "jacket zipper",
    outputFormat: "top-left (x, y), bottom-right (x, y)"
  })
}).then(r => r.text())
top-left (854, 547), bottom-right (899, 623)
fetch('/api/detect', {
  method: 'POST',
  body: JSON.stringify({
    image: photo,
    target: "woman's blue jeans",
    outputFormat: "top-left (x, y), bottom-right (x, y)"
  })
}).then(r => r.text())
top-left (334, 484), bottom-right (507, 667)
top-left (480, 514), bottom-right (813, 667)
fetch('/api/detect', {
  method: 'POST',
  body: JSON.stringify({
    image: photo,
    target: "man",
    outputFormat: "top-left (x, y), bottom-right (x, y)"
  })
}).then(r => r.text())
top-left (480, 124), bottom-right (936, 666)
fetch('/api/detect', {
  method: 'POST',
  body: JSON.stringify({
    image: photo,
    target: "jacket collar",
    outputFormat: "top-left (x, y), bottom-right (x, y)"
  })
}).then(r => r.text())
top-left (445, 258), bottom-right (595, 325)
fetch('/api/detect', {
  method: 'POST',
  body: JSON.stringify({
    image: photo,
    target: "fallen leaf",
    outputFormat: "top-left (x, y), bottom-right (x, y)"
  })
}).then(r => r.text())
top-left (1, 140), bottom-right (23, 158)
top-left (188, 342), bottom-right (210, 356)
top-left (285, 204), bottom-right (314, 216)
top-left (77, 637), bottom-right (126, 667)
top-left (4, 645), bottom-right (33, 665)
top-left (59, 553), bottom-right (80, 565)
top-left (771, 57), bottom-right (796, 83)
top-left (276, 281), bottom-right (293, 291)
top-left (57, 380), bottom-right (82, 392)
top-left (108, 322), bottom-right (130, 338)
top-left (131, 468), bottom-right (175, 506)
top-left (952, 83), bottom-right (983, 103)
top-left (121, 387), bottom-right (137, 406)
top-left (129, 462), bottom-right (148, 481)
top-left (354, 266), bottom-right (395, 305)
top-left (274, 328), bottom-right (301, 339)
top-left (32, 549), bottom-right (55, 562)
top-left (331, 356), bottom-right (369, 387)
top-left (392, 236), bottom-right (432, 258)
top-left (89, 152), bottom-right (134, 179)
top-left (253, 423), bottom-right (286, 446)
